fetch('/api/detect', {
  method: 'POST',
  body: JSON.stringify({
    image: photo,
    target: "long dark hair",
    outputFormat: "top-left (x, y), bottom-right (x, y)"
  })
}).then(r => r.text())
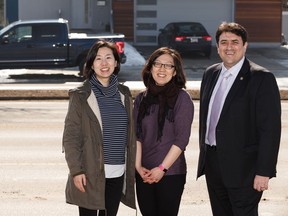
top-left (137, 47), bottom-right (187, 140)
top-left (83, 40), bottom-right (121, 79)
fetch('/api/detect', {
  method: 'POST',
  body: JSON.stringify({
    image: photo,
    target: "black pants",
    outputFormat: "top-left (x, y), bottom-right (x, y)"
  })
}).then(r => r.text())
top-left (79, 175), bottom-right (124, 216)
top-left (205, 147), bottom-right (262, 216)
top-left (135, 173), bottom-right (186, 216)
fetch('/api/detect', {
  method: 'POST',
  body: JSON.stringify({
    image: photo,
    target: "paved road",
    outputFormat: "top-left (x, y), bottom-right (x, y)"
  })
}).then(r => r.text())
top-left (0, 100), bottom-right (287, 216)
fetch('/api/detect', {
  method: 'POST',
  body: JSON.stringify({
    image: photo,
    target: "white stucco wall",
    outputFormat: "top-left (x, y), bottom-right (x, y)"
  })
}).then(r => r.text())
top-left (157, 0), bottom-right (234, 45)
top-left (133, 0), bottom-right (234, 45)
top-left (18, 0), bottom-right (71, 21)
top-left (17, 0), bottom-right (110, 32)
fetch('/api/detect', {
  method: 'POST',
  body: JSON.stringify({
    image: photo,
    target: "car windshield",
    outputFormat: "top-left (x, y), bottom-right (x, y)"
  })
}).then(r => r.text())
top-left (0, 25), bottom-right (10, 35)
top-left (177, 23), bottom-right (207, 35)
top-left (0, 22), bottom-right (17, 36)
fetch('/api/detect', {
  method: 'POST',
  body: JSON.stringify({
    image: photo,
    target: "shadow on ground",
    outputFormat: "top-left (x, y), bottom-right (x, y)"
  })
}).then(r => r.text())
top-left (7, 73), bottom-right (84, 84)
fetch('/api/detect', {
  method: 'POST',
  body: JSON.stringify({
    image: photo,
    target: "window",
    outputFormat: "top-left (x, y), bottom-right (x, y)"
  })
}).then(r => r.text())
top-left (283, 0), bottom-right (288, 11)
top-left (36, 24), bottom-right (62, 41)
top-left (136, 35), bottom-right (156, 43)
top-left (137, 0), bottom-right (156, 5)
top-left (178, 23), bottom-right (206, 35)
top-left (136, 23), bottom-right (157, 30)
top-left (2, 25), bottom-right (32, 43)
top-left (137, 10), bottom-right (157, 18)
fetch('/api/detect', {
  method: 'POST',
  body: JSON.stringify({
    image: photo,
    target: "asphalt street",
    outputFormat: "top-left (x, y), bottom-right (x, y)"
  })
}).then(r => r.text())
top-left (0, 44), bottom-right (288, 216)
top-left (0, 100), bottom-right (287, 216)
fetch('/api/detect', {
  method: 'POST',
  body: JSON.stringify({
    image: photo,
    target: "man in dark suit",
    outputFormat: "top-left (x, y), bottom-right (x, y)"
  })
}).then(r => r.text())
top-left (197, 22), bottom-right (281, 216)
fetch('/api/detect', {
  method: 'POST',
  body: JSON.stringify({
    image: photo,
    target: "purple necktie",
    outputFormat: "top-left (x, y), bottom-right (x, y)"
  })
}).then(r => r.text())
top-left (207, 71), bottom-right (231, 145)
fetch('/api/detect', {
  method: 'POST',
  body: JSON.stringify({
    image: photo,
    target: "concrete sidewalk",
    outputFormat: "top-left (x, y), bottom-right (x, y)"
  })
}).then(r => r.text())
top-left (0, 77), bottom-right (287, 100)
top-left (0, 79), bottom-right (287, 100)
top-left (0, 46), bottom-right (288, 100)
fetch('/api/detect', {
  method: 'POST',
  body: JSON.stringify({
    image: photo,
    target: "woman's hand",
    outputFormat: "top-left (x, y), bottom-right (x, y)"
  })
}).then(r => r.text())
top-left (148, 167), bottom-right (165, 183)
top-left (136, 166), bottom-right (154, 184)
top-left (137, 166), bottom-right (165, 184)
top-left (73, 174), bottom-right (86, 192)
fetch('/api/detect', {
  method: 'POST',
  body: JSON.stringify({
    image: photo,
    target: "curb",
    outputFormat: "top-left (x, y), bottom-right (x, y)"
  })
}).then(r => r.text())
top-left (0, 81), bottom-right (287, 100)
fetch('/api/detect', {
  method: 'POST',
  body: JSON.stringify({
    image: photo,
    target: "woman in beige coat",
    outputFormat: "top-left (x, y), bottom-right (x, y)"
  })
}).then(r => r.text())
top-left (62, 40), bottom-right (136, 216)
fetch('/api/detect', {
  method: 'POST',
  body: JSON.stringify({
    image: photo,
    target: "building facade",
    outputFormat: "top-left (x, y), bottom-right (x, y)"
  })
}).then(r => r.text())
top-left (0, 0), bottom-right (284, 46)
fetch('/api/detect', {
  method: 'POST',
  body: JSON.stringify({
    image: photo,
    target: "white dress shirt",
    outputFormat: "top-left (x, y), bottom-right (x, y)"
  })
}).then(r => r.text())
top-left (205, 57), bottom-right (245, 145)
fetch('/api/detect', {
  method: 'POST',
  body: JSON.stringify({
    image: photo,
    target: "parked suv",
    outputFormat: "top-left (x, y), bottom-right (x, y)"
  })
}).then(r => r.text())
top-left (158, 22), bottom-right (212, 57)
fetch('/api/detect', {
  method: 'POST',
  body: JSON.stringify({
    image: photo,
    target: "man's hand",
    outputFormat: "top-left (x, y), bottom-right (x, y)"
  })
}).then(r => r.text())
top-left (254, 175), bottom-right (269, 192)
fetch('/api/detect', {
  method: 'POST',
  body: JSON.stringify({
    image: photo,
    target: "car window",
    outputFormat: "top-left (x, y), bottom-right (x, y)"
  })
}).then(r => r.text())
top-left (164, 24), bottom-right (174, 32)
top-left (35, 24), bottom-right (62, 41)
top-left (2, 25), bottom-right (32, 43)
top-left (178, 23), bottom-right (207, 35)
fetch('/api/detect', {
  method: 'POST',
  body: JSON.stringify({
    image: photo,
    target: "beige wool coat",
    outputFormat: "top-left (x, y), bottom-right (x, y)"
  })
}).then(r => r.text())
top-left (62, 80), bottom-right (136, 210)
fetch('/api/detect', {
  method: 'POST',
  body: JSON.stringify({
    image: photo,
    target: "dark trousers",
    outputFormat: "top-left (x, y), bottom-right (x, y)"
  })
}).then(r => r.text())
top-left (135, 173), bottom-right (186, 216)
top-left (205, 147), bottom-right (263, 216)
top-left (79, 175), bottom-right (124, 216)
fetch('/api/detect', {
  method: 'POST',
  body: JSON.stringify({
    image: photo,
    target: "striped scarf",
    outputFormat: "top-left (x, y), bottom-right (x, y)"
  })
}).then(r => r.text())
top-left (90, 73), bottom-right (128, 164)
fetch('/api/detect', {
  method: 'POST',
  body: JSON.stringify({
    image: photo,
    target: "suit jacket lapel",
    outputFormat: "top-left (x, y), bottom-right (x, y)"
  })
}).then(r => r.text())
top-left (220, 58), bottom-right (250, 117)
top-left (203, 64), bottom-right (222, 106)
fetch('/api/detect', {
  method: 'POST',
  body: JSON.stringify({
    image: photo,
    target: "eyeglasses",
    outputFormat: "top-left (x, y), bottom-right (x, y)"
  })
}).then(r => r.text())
top-left (152, 62), bottom-right (175, 70)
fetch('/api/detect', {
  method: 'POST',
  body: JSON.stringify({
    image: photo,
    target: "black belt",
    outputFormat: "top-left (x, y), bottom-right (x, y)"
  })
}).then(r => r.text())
top-left (206, 144), bottom-right (217, 150)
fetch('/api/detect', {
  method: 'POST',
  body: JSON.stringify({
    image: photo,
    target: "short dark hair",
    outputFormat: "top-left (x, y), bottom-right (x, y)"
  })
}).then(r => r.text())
top-left (141, 47), bottom-right (186, 88)
top-left (215, 22), bottom-right (248, 45)
top-left (84, 40), bottom-right (121, 79)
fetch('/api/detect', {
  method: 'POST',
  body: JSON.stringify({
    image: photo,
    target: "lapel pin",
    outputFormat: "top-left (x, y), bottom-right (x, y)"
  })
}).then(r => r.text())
top-left (240, 77), bottom-right (244, 80)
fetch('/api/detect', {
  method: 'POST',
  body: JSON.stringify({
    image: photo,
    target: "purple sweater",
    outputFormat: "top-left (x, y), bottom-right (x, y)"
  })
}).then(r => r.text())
top-left (134, 89), bottom-right (194, 175)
